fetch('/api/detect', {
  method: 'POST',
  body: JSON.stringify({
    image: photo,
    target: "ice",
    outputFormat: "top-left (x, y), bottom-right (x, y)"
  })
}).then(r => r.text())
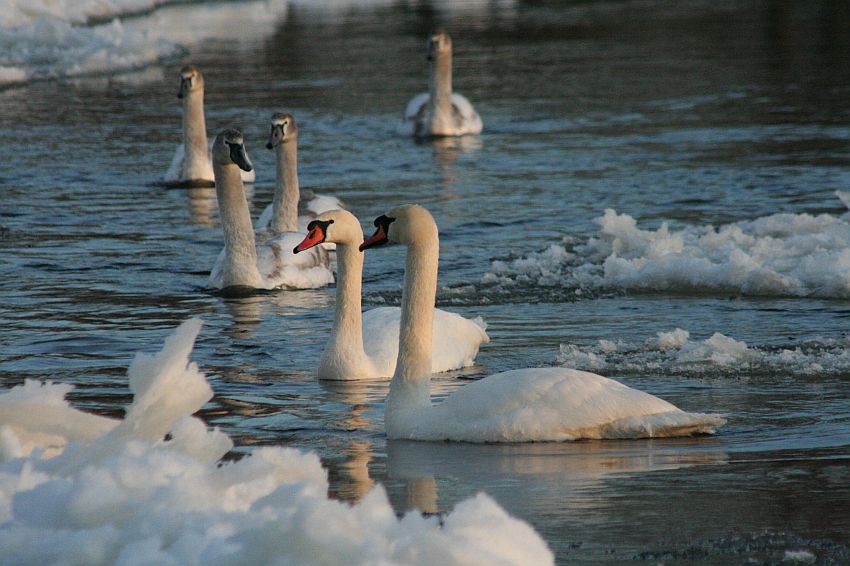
top-left (0, 0), bottom-right (290, 86)
top-left (783, 549), bottom-right (816, 563)
top-left (655, 328), bottom-right (690, 351)
top-left (0, 319), bottom-right (553, 565)
top-left (486, 205), bottom-right (850, 298)
top-left (557, 328), bottom-right (850, 376)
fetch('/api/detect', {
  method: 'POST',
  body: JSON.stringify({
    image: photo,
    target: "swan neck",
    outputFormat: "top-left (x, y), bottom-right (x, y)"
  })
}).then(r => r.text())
top-left (272, 141), bottom-right (299, 233)
top-left (213, 161), bottom-right (261, 287)
top-left (388, 237), bottom-right (439, 411)
top-left (428, 51), bottom-right (453, 132)
top-left (328, 242), bottom-right (365, 354)
top-left (182, 91), bottom-right (209, 174)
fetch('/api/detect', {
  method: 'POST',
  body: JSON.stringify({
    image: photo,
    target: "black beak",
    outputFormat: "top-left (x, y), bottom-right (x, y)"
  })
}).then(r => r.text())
top-left (229, 143), bottom-right (253, 172)
top-left (265, 142), bottom-right (273, 150)
top-left (177, 78), bottom-right (186, 99)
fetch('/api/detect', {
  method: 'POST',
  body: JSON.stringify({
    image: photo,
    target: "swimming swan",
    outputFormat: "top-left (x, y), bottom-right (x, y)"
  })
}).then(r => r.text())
top-left (163, 65), bottom-right (256, 187)
top-left (400, 33), bottom-right (483, 137)
top-left (207, 129), bottom-right (333, 291)
top-left (360, 204), bottom-right (726, 442)
top-left (255, 113), bottom-right (343, 233)
top-left (293, 209), bottom-right (488, 380)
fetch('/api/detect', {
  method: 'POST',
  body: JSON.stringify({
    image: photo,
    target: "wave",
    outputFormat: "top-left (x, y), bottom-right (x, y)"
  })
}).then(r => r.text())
top-left (484, 202), bottom-right (850, 299)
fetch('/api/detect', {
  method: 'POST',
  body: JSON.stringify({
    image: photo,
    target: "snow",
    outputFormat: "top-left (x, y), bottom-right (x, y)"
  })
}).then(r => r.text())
top-left (0, 319), bottom-right (553, 565)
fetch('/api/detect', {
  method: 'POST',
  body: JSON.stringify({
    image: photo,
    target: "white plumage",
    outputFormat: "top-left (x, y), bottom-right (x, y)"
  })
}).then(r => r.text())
top-left (362, 204), bottom-right (726, 443)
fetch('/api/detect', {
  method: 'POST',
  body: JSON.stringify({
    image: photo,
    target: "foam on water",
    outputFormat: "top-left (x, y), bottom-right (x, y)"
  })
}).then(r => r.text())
top-left (485, 204), bottom-right (850, 298)
top-left (557, 327), bottom-right (850, 376)
top-left (0, 320), bottom-right (553, 565)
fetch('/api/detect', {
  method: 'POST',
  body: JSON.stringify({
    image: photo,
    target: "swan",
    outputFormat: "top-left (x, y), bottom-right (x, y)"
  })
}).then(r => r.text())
top-left (292, 209), bottom-right (489, 380)
top-left (359, 204), bottom-right (727, 442)
top-left (207, 129), bottom-right (333, 291)
top-left (255, 112), bottom-right (344, 234)
top-left (400, 32), bottom-right (483, 137)
top-left (163, 65), bottom-right (256, 187)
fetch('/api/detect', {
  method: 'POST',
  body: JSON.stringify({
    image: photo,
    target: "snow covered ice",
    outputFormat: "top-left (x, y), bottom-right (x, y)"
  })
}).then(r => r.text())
top-left (485, 206), bottom-right (850, 298)
top-left (0, 319), bottom-right (553, 566)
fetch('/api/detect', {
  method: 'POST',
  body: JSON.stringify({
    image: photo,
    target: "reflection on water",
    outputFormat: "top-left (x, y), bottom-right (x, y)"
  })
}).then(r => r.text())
top-left (186, 187), bottom-right (218, 227)
top-left (386, 438), bottom-right (727, 513)
top-left (431, 135), bottom-right (483, 191)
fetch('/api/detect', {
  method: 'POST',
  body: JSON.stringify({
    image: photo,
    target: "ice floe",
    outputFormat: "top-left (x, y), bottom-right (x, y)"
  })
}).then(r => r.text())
top-left (557, 327), bottom-right (850, 376)
top-left (0, 0), bottom-right (289, 86)
top-left (485, 206), bottom-right (850, 298)
top-left (0, 319), bottom-right (553, 565)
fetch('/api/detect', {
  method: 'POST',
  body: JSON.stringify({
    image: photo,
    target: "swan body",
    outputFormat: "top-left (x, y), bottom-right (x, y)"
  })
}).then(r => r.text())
top-left (163, 65), bottom-right (255, 187)
top-left (400, 33), bottom-right (483, 137)
top-left (208, 129), bottom-right (333, 291)
top-left (293, 209), bottom-right (489, 380)
top-left (255, 112), bottom-right (342, 251)
top-left (360, 205), bottom-right (726, 442)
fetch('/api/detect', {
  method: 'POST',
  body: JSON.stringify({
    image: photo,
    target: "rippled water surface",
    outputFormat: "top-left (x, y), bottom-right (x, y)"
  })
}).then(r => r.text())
top-left (3, 1), bottom-right (850, 563)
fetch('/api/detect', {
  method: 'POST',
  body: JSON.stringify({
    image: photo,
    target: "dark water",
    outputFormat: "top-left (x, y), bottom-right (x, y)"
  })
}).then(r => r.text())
top-left (2, 1), bottom-right (850, 563)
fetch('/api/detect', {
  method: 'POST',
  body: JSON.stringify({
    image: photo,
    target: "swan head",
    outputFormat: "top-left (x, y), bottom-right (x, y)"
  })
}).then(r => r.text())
top-left (212, 129), bottom-right (253, 172)
top-left (360, 204), bottom-right (437, 251)
top-left (427, 32), bottom-right (452, 61)
top-left (266, 112), bottom-right (298, 149)
top-left (177, 65), bottom-right (204, 99)
top-left (293, 209), bottom-right (362, 253)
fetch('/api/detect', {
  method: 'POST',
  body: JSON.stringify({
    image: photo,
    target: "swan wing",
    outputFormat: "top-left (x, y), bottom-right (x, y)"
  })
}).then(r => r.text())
top-left (450, 93), bottom-right (483, 135)
top-left (362, 307), bottom-right (489, 376)
top-left (418, 367), bottom-right (724, 442)
top-left (257, 231), bottom-right (334, 290)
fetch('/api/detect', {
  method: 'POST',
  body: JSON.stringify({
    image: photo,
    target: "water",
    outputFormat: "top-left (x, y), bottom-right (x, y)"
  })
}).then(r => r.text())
top-left (2, 0), bottom-right (850, 563)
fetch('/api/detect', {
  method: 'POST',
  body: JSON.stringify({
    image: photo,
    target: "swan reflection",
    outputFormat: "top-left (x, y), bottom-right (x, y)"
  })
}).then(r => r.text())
top-left (432, 135), bottom-right (483, 190)
top-left (385, 438), bottom-right (727, 515)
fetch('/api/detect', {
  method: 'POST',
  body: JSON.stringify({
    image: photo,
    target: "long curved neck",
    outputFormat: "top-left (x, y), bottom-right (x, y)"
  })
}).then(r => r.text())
top-left (428, 51), bottom-right (453, 134)
top-left (213, 161), bottom-right (261, 287)
top-left (271, 140), bottom-right (300, 233)
top-left (327, 240), bottom-right (365, 355)
top-left (182, 91), bottom-right (209, 178)
top-left (388, 236), bottom-right (439, 411)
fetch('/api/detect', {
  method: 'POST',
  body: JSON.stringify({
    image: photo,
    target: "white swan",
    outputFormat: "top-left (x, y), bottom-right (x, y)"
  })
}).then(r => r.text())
top-left (207, 129), bottom-right (333, 291)
top-left (255, 113), bottom-right (343, 233)
top-left (360, 205), bottom-right (726, 442)
top-left (293, 209), bottom-right (489, 380)
top-left (163, 65), bottom-right (256, 187)
top-left (399, 32), bottom-right (483, 137)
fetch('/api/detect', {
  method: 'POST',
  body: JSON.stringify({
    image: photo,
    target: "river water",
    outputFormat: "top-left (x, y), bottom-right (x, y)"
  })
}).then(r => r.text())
top-left (2, 0), bottom-right (850, 563)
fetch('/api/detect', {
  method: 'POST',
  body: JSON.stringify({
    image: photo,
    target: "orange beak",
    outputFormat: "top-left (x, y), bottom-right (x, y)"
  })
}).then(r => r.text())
top-left (359, 225), bottom-right (388, 251)
top-left (293, 228), bottom-right (324, 254)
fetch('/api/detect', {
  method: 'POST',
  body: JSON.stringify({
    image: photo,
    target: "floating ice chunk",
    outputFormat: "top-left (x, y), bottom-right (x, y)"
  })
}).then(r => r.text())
top-left (556, 344), bottom-right (608, 371)
top-left (655, 328), bottom-right (689, 351)
top-left (485, 205), bottom-right (850, 298)
top-left (677, 333), bottom-right (753, 366)
top-left (557, 328), bottom-right (850, 377)
top-left (783, 549), bottom-right (816, 563)
top-left (0, 319), bottom-right (554, 566)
